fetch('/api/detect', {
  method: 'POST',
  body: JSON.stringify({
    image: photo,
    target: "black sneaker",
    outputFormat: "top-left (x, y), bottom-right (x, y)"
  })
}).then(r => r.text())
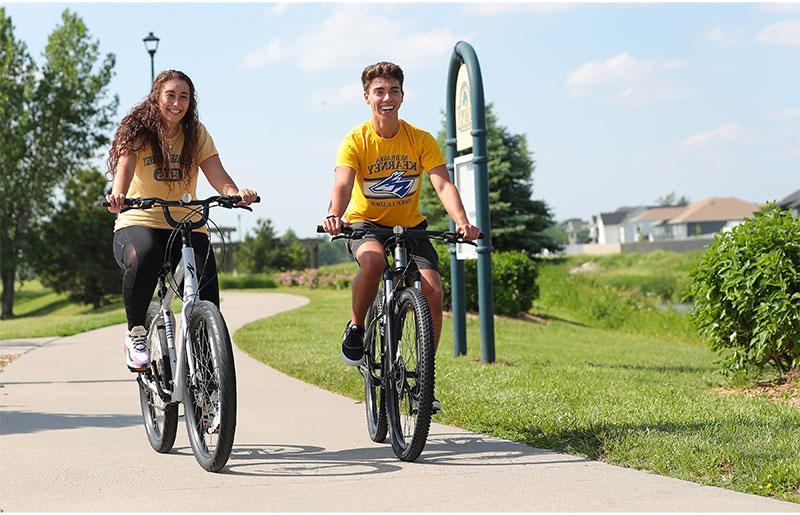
top-left (341, 321), bottom-right (365, 366)
top-left (432, 398), bottom-right (442, 414)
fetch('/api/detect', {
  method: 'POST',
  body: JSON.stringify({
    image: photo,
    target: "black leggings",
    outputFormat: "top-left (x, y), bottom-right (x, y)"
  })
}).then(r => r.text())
top-left (113, 226), bottom-right (219, 330)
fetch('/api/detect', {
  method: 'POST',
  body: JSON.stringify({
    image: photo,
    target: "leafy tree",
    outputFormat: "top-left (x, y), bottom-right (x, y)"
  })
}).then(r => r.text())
top-left (656, 191), bottom-right (690, 207)
top-left (30, 169), bottom-right (117, 308)
top-left (0, 9), bottom-right (117, 318)
top-left (420, 103), bottom-right (557, 253)
top-left (237, 219), bottom-right (308, 273)
top-left (687, 204), bottom-right (800, 376)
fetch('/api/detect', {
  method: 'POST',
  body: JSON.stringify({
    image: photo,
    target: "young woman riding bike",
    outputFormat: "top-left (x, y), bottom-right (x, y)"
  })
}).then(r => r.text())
top-left (106, 69), bottom-right (257, 372)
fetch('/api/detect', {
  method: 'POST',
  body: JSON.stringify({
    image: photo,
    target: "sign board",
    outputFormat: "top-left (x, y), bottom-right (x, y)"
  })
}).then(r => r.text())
top-left (455, 64), bottom-right (472, 152)
top-left (454, 153), bottom-right (477, 260)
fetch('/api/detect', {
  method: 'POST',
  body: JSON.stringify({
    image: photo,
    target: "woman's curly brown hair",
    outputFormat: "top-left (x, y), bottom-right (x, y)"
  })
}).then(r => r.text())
top-left (107, 70), bottom-right (200, 188)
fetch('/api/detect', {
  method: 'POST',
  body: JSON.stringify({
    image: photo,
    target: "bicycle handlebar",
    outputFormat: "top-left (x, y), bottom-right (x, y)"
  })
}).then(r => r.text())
top-left (103, 195), bottom-right (260, 230)
top-left (316, 225), bottom-right (483, 246)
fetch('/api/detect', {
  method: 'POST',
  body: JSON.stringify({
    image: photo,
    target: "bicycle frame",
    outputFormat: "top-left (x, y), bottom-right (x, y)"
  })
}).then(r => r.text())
top-left (142, 230), bottom-right (202, 404)
top-left (373, 232), bottom-right (423, 387)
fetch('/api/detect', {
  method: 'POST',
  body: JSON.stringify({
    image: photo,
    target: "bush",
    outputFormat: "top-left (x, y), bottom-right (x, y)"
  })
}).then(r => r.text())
top-left (687, 204), bottom-right (800, 376)
top-left (218, 273), bottom-right (277, 289)
top-left (437, 245), bottom-right (539, 316)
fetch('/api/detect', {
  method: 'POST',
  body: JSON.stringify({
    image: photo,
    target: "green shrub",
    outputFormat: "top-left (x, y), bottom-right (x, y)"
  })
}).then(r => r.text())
top-left (436, 245), bottom-right (539, 316)
top-left (218, 273), bottom-right (277, 289)
top-left (687, 205), bottom-right (800, 376)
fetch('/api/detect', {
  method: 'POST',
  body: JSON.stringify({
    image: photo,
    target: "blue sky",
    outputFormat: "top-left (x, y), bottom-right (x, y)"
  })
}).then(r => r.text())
top-left (4, 2), bottom-right (799, 238)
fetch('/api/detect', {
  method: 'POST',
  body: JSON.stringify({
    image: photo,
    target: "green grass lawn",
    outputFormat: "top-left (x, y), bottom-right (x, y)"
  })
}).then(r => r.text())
top-left (0, 280), bottom-right (127, 339)
top-left (235, 286), bottom-right (800, 503)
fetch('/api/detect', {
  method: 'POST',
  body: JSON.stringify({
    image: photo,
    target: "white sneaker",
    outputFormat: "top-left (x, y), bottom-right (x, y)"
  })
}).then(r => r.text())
top-left (124, 326), bottom-right (149, 371)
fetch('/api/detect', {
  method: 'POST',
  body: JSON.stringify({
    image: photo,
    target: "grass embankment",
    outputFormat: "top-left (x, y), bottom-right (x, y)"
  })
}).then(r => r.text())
top-left (236, 253), bottom-right (800, 503)
top-left (0, 280), bottom-right (127, 340)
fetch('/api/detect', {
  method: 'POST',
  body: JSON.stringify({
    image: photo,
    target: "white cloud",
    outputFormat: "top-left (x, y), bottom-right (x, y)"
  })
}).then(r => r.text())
top-left (756, 19), bottom-right (800, 47)
top-left (242, 40), bottom-right (287, 70)
top-left (262, 3), bottom-right (291, 17)
top-left (706, 26), bottom-right (739, 46)
top-left (770, 108), bottom-right (800, 120)
top-left (565, 52), bottom-right (691, 106)
top-left (463, 3), bottom-right (575, 16)
top-left (681, 123), bottom-right (746, 147)
top-left (243, 6), bottom-right (470, 72)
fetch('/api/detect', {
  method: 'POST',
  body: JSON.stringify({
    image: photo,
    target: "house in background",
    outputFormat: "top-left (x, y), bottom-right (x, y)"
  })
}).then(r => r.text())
top-left (662, 197), bottom-right (761, 240)
top-left (778, 189), bottom-right (800, 215)
top-left (594, 206), bottom-right (650, 244)
top-left (627, 206), bottom-right (686, 242)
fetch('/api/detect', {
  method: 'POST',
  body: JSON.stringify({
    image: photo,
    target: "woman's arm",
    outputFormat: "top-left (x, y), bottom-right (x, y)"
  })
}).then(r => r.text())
top-left (106, 152), bottom-right (135, 213)
top-left (199, 154), bottom-right (257, 204)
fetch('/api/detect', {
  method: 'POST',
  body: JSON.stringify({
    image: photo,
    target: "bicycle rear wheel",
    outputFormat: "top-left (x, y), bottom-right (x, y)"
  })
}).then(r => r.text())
top-left (183, 301), bottom-right (237, 472)
top-left (385, 288), bottom-right (435, 461)
top-left (139, 302), bottom-right (178, 453)
top-left (363, 291), bottom-right (388, 443)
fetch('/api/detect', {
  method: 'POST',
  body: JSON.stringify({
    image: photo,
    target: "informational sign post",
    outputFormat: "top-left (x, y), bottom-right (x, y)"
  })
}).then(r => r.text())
top-left (446, 41), bottom-right (495, 364)
top-left (453, 154), bottom-right (477, 260)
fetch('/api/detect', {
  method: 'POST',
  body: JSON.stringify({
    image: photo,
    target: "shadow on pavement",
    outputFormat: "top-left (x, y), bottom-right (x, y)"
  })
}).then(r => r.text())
top-left (184, 432), bottom-right (588, 477)
top-left (0, 410), bottom-right (141, 435)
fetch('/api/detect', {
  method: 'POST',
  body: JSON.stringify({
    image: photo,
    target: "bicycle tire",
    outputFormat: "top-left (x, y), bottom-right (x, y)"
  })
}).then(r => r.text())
top-left (363, 291), bottom-right (388, 443)
top-left (139, 302), bottom-right (178, 453)
top-left (385, 288), bottom-right (435, 461)
top-left (183, 301), bottom-right (237, 472)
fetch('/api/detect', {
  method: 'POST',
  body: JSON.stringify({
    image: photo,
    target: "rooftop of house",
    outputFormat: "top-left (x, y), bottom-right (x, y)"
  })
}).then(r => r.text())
top-left (629, 206), bottom-right (687, 224)
top-left (668, 197), bottom-right (762, 224)
top-left (778, 189), bottom-right (800, 209)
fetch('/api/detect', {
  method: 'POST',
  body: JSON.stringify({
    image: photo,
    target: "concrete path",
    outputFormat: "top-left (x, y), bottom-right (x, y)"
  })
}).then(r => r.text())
top-left (1, 292), bottom-right (798, 512)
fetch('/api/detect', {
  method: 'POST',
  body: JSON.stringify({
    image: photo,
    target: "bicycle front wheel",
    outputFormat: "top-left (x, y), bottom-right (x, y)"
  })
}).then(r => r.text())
top-left (363, 291), bottom-right (388, 443)
top-left (139, 302), bottom-right (178, 453)
top-left (183, 301), bottom-right (237, 472)
top-left (385, 288), bottom-right (435, 461)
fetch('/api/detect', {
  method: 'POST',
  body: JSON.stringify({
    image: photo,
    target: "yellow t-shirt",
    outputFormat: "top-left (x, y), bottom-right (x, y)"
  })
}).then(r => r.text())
top-left (336, 119), bottom-right (445, 227)
top-left (114, 122), bottom-right (218, 234)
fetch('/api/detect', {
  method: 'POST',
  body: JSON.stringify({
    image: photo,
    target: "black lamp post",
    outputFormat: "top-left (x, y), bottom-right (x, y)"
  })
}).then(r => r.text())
top-left (142, 32), bottom-right (160, 83)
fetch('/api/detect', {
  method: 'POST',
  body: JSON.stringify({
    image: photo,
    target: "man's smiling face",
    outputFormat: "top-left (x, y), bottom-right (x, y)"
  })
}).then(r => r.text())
top-left (364, 77), bottom-right (403, 121)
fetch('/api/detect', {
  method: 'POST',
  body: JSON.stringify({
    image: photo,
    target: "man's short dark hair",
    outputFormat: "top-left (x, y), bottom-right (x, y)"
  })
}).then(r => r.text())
top-left (361, 62), bottom-right (404, 92)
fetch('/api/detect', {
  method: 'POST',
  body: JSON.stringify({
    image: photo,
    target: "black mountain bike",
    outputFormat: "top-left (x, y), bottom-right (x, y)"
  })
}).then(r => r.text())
top-left (106, 194), bottom-right (257, 471)
top-left (318, 224), bottom-right (479, 461)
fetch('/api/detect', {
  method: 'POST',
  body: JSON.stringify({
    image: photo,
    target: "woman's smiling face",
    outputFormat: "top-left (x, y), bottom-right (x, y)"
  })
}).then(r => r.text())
top-left (158, 78), bottom-right (191, 129)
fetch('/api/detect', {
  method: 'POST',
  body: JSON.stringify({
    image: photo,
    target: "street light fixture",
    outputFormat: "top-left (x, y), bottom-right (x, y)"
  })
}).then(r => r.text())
top-left (142, 31), bottom-right (160, 83)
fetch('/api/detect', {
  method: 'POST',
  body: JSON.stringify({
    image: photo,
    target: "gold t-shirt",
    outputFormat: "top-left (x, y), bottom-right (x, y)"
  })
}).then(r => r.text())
top-left (336, 119), bottom-right (445, 227)
top-left (114, 122), bottom-right (218, 234)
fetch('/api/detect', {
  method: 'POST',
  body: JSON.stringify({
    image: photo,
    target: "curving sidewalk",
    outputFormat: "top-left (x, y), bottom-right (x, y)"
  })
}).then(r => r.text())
top-left (0, 291), bottom-right (797, 511)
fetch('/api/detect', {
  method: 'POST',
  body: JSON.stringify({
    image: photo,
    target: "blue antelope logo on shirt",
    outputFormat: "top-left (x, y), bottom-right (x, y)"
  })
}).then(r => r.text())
top-left (365, 170), bottom-right (419, 199)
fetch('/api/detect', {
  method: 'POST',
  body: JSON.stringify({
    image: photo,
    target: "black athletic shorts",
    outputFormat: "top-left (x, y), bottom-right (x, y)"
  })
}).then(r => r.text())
top-left (345, 220), bottom-right (439, 272)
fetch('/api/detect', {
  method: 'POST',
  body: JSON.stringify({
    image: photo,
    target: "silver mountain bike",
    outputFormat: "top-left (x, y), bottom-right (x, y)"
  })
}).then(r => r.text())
top-left (108, 194), bottom-right (257, 472)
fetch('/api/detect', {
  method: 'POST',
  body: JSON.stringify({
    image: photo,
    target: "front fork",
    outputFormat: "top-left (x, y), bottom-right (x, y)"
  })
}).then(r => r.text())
top-left (382, 267), bottom-right (421, 391)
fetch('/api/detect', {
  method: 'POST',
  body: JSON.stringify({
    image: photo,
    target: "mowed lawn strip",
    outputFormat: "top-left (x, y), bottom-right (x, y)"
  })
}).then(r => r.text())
top-left (235, 286), bottom-right (800, 503)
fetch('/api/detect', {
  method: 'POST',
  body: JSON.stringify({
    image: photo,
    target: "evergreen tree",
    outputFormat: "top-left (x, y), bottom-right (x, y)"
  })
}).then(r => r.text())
top-left (420, 103), bottom-right (557, 253)
top-left (237, 219), bottom-right (308, 273)
top-left (31, 169), bottom-right (117, 308)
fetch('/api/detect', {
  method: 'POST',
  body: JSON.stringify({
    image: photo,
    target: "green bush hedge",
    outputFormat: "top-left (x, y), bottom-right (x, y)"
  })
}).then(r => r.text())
top-left (218, 273), bottom-right (277, 289)
top-left (436, 245), bottom-right (539, 316)
top-left (687, 205), bottom-right (800, 376)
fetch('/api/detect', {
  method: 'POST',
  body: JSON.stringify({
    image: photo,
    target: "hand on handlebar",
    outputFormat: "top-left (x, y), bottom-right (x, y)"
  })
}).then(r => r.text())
top-left (106, 193), bottom-right (127, 214)
top-left (235, 188), bottom-right (258, 206)
top-left (321, 214), bottom-right (348, 236)
top-left (456, 222), bottom-right (481, 241)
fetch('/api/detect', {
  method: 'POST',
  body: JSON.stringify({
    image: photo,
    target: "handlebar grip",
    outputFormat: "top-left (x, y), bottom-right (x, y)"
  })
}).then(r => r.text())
top-left (317, 225), bottom-right (325, 233)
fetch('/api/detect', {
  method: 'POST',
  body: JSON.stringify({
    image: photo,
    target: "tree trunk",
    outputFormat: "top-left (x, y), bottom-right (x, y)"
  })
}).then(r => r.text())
top-left (1, 267), bottom-right (14, 319)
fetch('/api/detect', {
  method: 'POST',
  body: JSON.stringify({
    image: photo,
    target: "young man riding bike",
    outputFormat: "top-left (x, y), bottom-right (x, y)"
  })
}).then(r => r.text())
top-left (320, 61), bottom-right (480, 412)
